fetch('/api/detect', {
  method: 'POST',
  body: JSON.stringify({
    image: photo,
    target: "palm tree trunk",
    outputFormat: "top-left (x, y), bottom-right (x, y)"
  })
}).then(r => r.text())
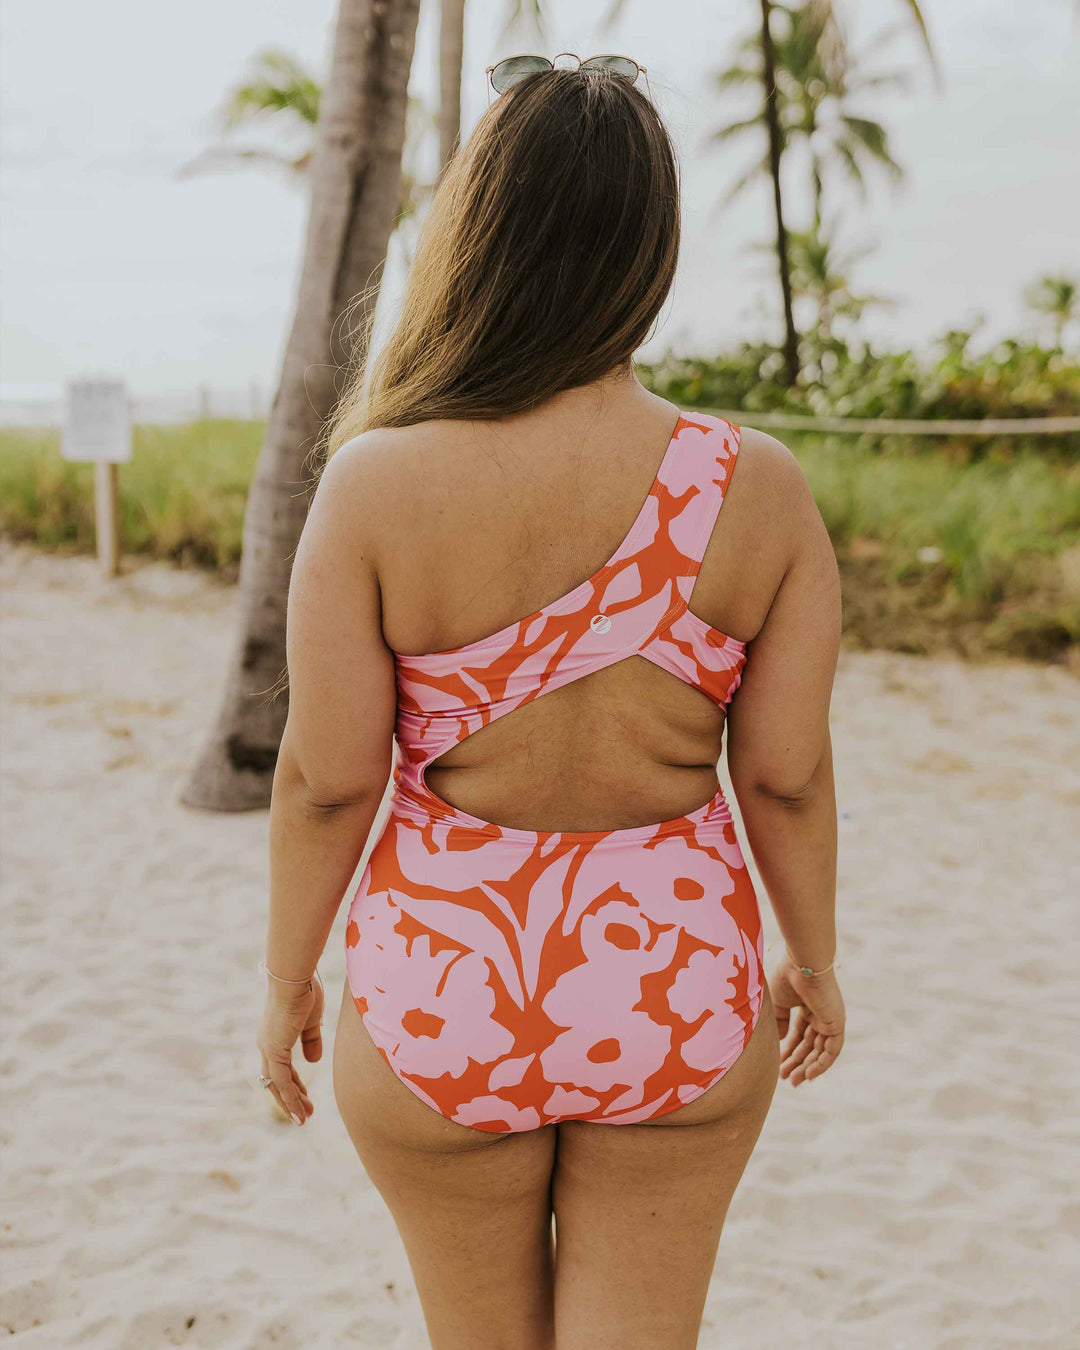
top-left (758, 0), bottom-right (799, 385)
top-left (180, 0), bottom-right (422, 812)
top-left (437, 0), bottom-right (466, 180)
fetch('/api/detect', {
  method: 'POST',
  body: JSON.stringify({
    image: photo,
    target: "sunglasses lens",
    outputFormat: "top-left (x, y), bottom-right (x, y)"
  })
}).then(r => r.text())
top-left (491, 56), bottom-right (552, 93)
top-left (582, 56), bottom-right (639, 80)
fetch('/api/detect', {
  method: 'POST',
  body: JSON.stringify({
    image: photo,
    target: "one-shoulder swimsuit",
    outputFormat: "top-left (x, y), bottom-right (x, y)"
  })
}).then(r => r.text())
top-left (344, 410), bottom-right (765, 1132)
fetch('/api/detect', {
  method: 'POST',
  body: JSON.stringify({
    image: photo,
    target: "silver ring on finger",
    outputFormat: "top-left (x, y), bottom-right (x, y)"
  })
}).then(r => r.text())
top-left (257, 1073), bottom-right (273, 1089)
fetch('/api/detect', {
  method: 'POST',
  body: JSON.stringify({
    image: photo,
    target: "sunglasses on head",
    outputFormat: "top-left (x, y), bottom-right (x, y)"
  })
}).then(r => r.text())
top-left (485, 52), bottom-right (650, 102)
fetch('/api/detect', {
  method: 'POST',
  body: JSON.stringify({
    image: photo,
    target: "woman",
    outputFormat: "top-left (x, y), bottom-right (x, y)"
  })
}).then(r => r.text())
top-left (257, 54), bottom-right (845, 1349)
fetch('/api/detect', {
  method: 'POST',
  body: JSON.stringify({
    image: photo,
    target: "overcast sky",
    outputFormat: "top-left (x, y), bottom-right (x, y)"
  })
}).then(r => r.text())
top-left (3, 0), bottom-right (1078, 401)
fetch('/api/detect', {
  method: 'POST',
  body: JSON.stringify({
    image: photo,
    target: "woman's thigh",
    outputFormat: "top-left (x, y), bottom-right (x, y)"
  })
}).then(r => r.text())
top-left (331, 978), bottom-right (558, 1350)
top-left (551, 980), bottom-right (780, 1350)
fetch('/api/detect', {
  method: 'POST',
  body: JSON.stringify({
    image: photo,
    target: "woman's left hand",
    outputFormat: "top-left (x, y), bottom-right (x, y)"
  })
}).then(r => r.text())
top-left (257, 969), bottom-right (324, 1126)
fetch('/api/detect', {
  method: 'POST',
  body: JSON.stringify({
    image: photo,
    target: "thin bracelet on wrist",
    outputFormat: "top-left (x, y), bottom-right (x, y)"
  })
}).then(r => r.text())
top-left (786, 949), bottom-right (838, 978)
top-left (258, 959), bottom-right (320, 991)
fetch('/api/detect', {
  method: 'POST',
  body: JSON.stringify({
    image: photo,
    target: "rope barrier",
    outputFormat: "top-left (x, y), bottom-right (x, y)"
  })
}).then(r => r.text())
top-left (699, 409), bottom-right (1080, 436)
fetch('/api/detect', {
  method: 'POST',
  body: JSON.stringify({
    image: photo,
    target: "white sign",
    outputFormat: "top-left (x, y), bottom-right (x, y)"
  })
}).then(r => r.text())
top-left (62, 378), bottom-right (132, 463)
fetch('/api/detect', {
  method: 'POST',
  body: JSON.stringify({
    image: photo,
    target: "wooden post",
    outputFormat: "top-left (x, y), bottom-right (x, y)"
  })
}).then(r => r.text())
top-left (94, 461), bottom-right (121, 576)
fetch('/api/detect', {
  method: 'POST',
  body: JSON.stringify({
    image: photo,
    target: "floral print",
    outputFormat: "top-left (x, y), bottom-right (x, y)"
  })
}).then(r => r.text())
top-left (345, 412), bottom-right (764, 1132)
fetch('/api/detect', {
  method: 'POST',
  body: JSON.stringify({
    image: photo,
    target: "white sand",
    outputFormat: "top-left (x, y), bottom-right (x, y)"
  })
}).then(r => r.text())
top-left (2, 539), bottom-right (1078, 1349)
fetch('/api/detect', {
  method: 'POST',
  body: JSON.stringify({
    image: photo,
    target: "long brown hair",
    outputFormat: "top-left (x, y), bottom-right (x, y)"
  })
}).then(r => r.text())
top-left (323, 64), bottom-right (681, 455)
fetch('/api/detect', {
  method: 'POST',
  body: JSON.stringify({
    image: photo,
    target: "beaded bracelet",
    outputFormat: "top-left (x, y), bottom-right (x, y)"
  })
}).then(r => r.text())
top-left (258, 959), bottom-right (320, 991)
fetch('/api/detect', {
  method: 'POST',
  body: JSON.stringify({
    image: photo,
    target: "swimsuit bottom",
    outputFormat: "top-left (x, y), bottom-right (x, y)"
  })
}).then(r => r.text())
top-left (344, 781), bottom-right (765, 1133)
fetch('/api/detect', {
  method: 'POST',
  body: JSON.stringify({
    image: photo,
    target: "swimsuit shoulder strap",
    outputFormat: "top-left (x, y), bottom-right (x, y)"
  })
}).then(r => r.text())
top-left (652, 412), bottom-right (741, 609)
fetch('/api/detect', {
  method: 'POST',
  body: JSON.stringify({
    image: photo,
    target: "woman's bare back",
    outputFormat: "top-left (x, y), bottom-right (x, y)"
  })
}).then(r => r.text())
top-left (359, 377), bottom-right (804, 831)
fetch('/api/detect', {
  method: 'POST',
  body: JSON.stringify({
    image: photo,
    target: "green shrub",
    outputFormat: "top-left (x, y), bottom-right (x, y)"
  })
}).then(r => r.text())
top-left (2, 405), bottom-right (1078, 663)
top-left (639, 328), bottom-right (1080, 459)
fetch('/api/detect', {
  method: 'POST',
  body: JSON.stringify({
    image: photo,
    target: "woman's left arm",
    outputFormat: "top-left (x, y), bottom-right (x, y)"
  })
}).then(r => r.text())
top-left (257, 438), bottom-right (398, 1127)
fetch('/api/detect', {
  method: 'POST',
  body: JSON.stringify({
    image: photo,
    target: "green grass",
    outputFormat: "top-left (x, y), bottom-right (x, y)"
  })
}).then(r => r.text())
top-left (0, 420), bottom-right (264, 572)
top-left (2, 418), bottom-right (1078, 662)
top-left (786, 432), bottom-right (1080, 657)
top-left (790, 434), bottom-right (1080, 594)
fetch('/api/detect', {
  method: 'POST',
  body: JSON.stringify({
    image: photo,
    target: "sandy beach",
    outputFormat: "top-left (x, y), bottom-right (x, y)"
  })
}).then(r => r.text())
top-left (1, 538), bottom-right (1077, 1349)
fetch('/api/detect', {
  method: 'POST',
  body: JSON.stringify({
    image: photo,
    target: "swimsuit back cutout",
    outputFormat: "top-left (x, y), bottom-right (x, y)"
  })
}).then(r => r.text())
top-left (391, 411), bottom-right (747, 825)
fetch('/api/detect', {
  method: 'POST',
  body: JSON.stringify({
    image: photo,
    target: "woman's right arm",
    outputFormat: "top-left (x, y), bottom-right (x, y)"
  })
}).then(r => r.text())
top-left (725, 430), bottom-right (845, 1085)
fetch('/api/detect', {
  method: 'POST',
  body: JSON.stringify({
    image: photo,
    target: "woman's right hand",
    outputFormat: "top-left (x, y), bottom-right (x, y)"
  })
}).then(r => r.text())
top-left (769, 956), bottom-right (846, 1086)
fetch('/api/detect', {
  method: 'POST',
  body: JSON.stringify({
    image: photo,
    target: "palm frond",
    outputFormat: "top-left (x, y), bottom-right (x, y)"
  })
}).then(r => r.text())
top-left (848, 68), bottom-right (914, 94)
top-left (710, 154), bottom-right (772, 215)
top-left (219, 48), bottom-right (321, 130)
top-left (713, 63), bottom-right (762, 90)
top-left (840, 115), bottom-right (904, 178)
top-left (598, 0), bottom-right (628, 33)
top-left (887, 0), bottom-right (940, 85)
top-left (708, 114), bottom-right (767, 145)
top-left (497, 0), bottom-right (545, 45)
top-left (832, 139), bottom-right (868, 199)
top-left (177, 145), bottom-right (312, 181)
top-left (1025, 275), bottom-right (1078, 318)
top-left (803, 0), bottom-right (848, 85)
top-left (894, 0), bottom-right (935, 66)
top-left (817, 1), bottom-right (938, 81)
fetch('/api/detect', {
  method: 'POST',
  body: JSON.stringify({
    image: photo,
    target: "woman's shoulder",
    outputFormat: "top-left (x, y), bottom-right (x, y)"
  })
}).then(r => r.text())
top-left (328, 421), bottom-right (435, 475)
top-left (328, 418), bottom-right (475, 490)
top-left (321, 422), bottom-right (452, 509)
top-left (733, 423), bottom-right (803, 478)
top-left (727, 424), bottom-right (819, 528)
top-left (318, 421), bottom-right (478, 567)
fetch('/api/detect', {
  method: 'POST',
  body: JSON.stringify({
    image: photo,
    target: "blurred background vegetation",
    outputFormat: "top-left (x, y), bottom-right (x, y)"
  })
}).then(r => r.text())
top-left (4, 0), bottom-right (1078, 668)
top-left (5, 328), bottom-right (1078, 664)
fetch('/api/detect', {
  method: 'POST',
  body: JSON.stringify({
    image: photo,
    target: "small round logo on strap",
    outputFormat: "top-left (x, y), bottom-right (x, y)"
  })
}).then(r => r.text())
top-left (590, 612), bottom-right (612, 634)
